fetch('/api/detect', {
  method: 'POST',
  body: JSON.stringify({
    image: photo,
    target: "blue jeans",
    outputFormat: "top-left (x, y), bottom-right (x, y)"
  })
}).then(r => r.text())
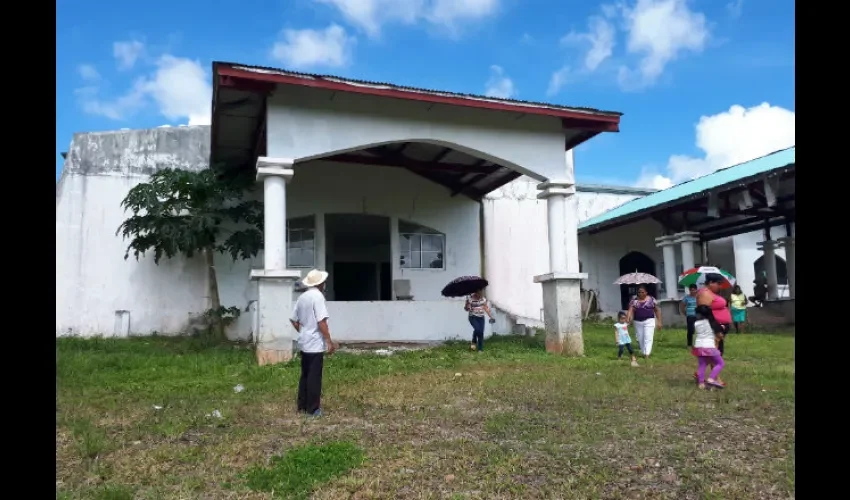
top-left (469, 315), bottom-right (485, 351)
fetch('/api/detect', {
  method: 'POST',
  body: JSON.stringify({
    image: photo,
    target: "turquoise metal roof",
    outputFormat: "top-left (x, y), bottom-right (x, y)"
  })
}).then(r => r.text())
top-left (578, 146), bottom-right (795, 233)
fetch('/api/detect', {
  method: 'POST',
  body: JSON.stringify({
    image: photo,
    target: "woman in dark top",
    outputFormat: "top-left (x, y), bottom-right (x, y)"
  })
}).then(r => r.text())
top-left (625, 285), bottom-right (663, 360)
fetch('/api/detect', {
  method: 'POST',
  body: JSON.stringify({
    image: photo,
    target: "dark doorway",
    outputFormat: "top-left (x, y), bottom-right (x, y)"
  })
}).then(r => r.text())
top-left (333, 262), bottom-right (378, 301)
top-left (753, 255), bottom-right (788, 285)
top-left (619, 251), bottom-right (657, 310)
top-left (325, 214), bottom-right (391, 301)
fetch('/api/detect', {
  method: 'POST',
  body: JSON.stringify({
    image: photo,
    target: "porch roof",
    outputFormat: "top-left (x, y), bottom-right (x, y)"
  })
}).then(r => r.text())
top-left (210, 61), bottom-right (623, 198)
top-left (578, 147), bottom-right (796, 241)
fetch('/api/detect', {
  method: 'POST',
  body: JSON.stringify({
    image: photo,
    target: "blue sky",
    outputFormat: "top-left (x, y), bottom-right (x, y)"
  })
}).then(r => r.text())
top-left (56, 0), bottom-right (795, 187)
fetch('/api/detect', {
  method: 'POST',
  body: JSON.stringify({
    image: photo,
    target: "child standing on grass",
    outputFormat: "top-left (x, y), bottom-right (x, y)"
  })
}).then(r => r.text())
top-left (465, 289), bottom-right (494, 352)
top-left (692, 305), bottom-right (726, 389)
top-left (615, 312), bottom-right (639, 367)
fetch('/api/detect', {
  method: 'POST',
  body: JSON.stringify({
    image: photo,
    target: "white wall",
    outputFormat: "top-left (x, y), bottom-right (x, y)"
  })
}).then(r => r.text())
top-left (266, 86), bottom-right (570, 182)
top-left (326, 300), bottom-right (492, 343)
top-left (482, 175), bottom-right (651, 322)
top-left (56, 130), bottom-right (481, 340)
top-left (56, 126), bottom-right (232, 337)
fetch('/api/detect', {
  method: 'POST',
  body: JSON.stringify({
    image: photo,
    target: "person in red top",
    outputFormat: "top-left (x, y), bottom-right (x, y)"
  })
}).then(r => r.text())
top-left (694, 273), bottom-right (731, 386)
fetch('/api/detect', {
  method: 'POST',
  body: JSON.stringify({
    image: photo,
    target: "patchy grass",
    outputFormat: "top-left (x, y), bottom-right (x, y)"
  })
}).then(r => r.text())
top-left (239, 441), bottom-right (365, 499)
top-left (57, 323), bottom-right (795, 499)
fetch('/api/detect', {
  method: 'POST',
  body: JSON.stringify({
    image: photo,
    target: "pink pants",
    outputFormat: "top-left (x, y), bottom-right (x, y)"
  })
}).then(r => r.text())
top-left (696, 354), bottom-right (725, 383)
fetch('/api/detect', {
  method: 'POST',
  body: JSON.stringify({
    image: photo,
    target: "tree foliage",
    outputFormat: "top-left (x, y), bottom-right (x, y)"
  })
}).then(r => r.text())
top-left (116, 168), bottom-right (263, 263)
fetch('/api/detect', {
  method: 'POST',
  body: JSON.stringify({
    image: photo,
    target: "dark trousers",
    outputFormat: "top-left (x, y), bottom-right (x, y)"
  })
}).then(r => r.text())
top-left (686, 316), bottom-right (696, 347)
top-left (617, 343), bottom-right (634, 358)
top-left (469, 315), bottom-right (485, 351)
top-left (297, 352), bottom-right (324, 414)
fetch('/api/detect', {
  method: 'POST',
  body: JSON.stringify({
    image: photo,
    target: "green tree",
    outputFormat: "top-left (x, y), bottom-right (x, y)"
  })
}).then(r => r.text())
top-left (116, 168), bottom-right (263, 338)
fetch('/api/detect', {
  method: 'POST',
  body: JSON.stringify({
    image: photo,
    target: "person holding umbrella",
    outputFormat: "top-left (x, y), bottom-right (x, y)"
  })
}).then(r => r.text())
top-left (625, 285), bottom-right (662, 360)
top-left (465, 289), bottom-right (495, 352)
top-left (442, 276), bottom-right (495, 352)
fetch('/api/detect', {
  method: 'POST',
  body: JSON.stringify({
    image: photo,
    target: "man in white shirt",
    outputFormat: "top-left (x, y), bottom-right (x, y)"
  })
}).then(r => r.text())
top-left (290, 269), bottom-right (337, 417)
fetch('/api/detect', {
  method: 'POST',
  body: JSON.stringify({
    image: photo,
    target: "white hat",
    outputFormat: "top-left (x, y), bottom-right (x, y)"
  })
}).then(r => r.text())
top-left (302, 269), bottom-right (329, 288)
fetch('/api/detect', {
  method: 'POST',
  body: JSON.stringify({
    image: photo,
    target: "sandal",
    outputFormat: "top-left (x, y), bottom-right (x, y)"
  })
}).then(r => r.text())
top-left (707, 379), bottom-right (726, 389)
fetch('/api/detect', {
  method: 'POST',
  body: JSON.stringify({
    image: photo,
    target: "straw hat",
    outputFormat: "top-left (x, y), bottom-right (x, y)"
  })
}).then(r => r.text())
top-left (302, 269), bottom-right (329, 288)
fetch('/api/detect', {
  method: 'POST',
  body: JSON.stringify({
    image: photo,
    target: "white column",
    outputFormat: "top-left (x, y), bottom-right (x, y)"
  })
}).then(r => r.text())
top-left (655, 235), bottom-right (679, 299)
top-left (757, 240), bottom-right (779, 300)
top-left (544, 188), bottom-right (567, 272)
top-left (674, 231), bottom-right (700, 271)
top-left (262, 174), bottom-right (287, 270)
top-left (778, 236), bottom-right (795, 299)
top-left (534, 178), bottom-right (587, 356)
top-left (250, 157), bottom-right (301, 365)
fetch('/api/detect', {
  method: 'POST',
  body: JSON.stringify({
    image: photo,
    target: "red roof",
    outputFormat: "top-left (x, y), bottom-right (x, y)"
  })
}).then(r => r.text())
top-left (213, 62), bottom-right (622, 130)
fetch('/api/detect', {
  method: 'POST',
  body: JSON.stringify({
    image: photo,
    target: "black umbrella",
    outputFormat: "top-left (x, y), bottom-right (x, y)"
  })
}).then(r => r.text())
top-left (441, 275), bottom-right (489, 298)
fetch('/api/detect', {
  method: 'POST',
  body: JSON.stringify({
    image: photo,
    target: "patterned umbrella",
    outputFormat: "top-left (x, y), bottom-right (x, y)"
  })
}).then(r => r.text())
top-left (678, 266), bottom-right (736, 289)
top-left (613, 272), bottom-right (662, 285)
top-left (442, 275), bottom-right (489, 298)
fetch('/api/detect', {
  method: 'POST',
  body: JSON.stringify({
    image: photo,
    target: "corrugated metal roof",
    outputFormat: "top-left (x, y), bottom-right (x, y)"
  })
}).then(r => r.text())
top-left (577, 146), bottom-right (796, 232)
top-left (218, 62), bottom-right (622, 118)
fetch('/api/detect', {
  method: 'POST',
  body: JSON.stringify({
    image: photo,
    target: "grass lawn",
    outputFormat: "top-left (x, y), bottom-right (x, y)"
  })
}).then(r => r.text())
top-left (56, 322), bottom-right (795, 499)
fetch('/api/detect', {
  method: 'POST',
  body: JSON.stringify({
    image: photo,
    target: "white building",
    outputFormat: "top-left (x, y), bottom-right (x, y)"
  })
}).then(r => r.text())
top-left (56, 63), bottom-right (795, 358)
top-left (57, 61), bottom-right (627, 360)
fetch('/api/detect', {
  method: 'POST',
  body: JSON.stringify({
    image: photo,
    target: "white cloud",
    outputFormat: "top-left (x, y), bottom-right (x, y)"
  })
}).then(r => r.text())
top-left (484, 65), bottom-right (515, 99)
top-left (76, 54), bottom-right (211, 125)
top-left (727, 0), bottom-right (744, 19)
top-left (141, 55), bottom-right (212, 125)
top-left (546, 66), bottom-right (571, 97)
top-left (113, 40), bottom-right (145, 70)
top-left (77, 64), bottom-right (100, 81)
top-left (561, 16), bottom-right (616, 71)
top-left (314, 0), bottom-right (498, 37)
top-left (550, 0), bottom-right (710, 94)
top-left (635, 102), bottom-right (795, 190)
top-left (617, 0), bottom-right (709, 90)
top-left (270, 24), bottom-right (355, 69)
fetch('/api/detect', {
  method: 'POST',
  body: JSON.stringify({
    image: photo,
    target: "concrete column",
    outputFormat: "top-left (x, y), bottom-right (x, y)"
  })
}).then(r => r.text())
top-left (250, 157), bottom-right (301, 365)
top-left (757, 240), bottom-right (780, 300)
top-left (778, 236), bottom-right (795, 299)
top-left (535, 178), bottom-right (587, 356)
top-left (674, 231), bottom-right (700, 272)
top-left (655, 235), bottom-right (679, 299)
top-left (544, 188), bottom-right (567, 272)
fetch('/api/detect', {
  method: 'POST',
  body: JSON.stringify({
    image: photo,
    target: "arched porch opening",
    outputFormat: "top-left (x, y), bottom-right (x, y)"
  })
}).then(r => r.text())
top-left (753, 255), bottom-right (788, 285)
top-left (619, 251), bottom-right (657, 310)
top-left (301, 140), bottom-right (525, 200)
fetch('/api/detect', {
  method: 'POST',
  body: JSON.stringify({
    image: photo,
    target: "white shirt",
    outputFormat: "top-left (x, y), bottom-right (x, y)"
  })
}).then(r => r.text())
top-left (291, 287), bottom-right (330, 353)
top-left (693, 319), bottom-right (717, 349)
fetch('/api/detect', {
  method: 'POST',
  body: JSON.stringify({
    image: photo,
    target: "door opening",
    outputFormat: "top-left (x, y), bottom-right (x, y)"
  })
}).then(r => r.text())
top-left (325, 214), bottom-right (392, 301)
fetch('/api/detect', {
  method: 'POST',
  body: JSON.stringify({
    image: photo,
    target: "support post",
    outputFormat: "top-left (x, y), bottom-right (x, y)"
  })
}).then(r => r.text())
top-left (674, 231), bottom-right (700, 272)
top-left (655, 235), bottom-right (680, 299)
top-left (534, 154), bottom-right (586, 356)
top-left (778, 236), bottom-right (795, 299)
top-left (251, 157), bottom-right (301, 365)
top-left (757, 239), bottom-right (780, 300)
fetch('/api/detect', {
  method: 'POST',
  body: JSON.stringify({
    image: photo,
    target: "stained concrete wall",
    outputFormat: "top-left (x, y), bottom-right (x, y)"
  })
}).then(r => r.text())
top-left (482, 175), bottom-right (654, 323)
top-left (56, 126), bottom-right (215, 337)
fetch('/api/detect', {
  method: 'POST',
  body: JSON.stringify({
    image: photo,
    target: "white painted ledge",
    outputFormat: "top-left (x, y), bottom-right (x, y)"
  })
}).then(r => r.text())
top-left (249, 269), bottom-right (303, 281)
top-left (533, 272), bottom-right (588, 283)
